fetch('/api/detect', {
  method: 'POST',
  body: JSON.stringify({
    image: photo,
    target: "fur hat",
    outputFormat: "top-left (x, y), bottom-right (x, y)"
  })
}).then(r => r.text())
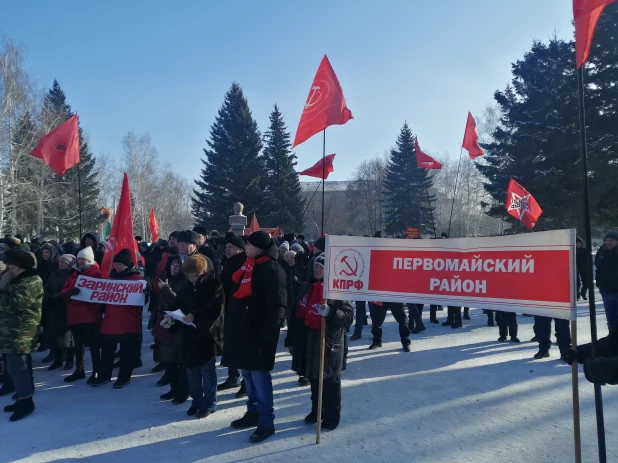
top-left (0, 261), bottom-right (6, 272)
top-left (4, 249), bottom-right (37, 270)
top-left (0, 235), bottom-right (21, 250)
top-left (291, 243), bottom-right (304, 253)
top-left (177, 230), bottom-right (199, 245)
top-left (182, 254), bottom-right (208, 275)
top-left (604, 231), bottom-right (618, 242)
top-left (226, 235), bottom-right (246, 250)
top-left (248, 231), bottom-right (272, 251)
top-left (193, 226), bottom-right (208, 237)
top-left (77, 247), bottom-right (95, 263)
top-left (314, 236), bottom-right (325, 252)
top-left (58, 254), bottom-right (76, 266)
top-left (113, 249), bottom-right (135, 268)
top-left (314, 253), bottom-right (325, 268)
top-left (284, 251), bottom-right (297, 264)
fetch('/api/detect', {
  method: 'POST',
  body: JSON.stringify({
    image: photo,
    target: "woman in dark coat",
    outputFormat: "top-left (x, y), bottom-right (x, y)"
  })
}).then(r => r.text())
top-left (36, 242), bottom-right (59, 358)
top-left (288, 253), bottom-right (353, 432)
top-left (155, 254), bottom-right (190, 403)
top-left (177, 254), bottom-right (225, 419)
top-left (44, 254), bottom-right (76, 371)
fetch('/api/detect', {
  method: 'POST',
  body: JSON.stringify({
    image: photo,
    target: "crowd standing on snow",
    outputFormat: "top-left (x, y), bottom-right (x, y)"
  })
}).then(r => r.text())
top-left (1, 227), bottom-right (618, 441)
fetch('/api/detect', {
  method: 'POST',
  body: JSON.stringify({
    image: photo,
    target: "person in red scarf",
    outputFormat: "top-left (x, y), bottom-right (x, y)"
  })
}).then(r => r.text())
top-left (287, 253), bottom-right (353, 432)
top-left (224, 231), bottom-right (286, 444)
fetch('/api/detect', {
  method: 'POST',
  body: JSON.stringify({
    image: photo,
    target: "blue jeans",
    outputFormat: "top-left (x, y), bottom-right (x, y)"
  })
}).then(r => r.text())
top-left (187, 357), bottom-right (217, 411)
top-left (353, 301), bottom-right (367, 335)
top-left (242, 369), bottom-right (274, 427)
top-left (601, 291), bottom-right (618, 333)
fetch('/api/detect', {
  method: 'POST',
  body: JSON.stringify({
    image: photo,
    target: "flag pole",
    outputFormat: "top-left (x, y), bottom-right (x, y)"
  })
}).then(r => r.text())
top-left (571, 319), bottom-right (582, 463)
top-left (577, 63), bottom-right (606, 463)
top-left (77, 161), bottom-right (83, 239)
top-left (447, 147), bottom-right (464, 237)
top-left (425, 186), bottom-right (437, 238)
top-left (321, 129), bottom-right (326, 235)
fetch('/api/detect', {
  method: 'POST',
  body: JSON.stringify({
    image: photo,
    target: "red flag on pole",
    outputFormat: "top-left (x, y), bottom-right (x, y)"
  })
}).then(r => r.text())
top-left (299, 154), bottom-right (336, 179)
top-left (30, 115), bottom-right (80, 176)
top-left (574, 0), bottom-right (615, 69)
top-left (415, 138), bottom-right (442, 169)
top-left (149, 207), bottom-right (159, 243)
top-left (505, 178), bottom-right (543, 230)
top-left (249, 214), bottom-right (260, 233)
top-left (101, 173), bottom-right (138, 276)
top-left (292, 55), bottom-right (353, 148)
top-left (462, 112), bottom-right (483, 159)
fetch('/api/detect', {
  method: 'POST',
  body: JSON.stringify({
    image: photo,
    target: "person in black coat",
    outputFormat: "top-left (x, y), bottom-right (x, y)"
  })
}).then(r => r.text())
top-left (217, 236), bottom-right (247, 395)
top-left (36, 242), bottom-right (59, 357)
top-left (193, 226), bottom-right (222, 276)
top-left (595, 231), bottom-right (618, 333)
top-left (177, 254), bottom-right (224, 419)
top-left (288, 254), bottom-right (353, 431)
top-left (155, 254), bottom-right (190, 404)
top-left (576, 237), bottom-right (590, 300)
top-left (225, 231), bottom-right (287, 444)
top-left (43, 254), bottom-right (76, 371)
top-left (567, 329), bottom-right (618, 385)
top-left (79, 232), bottom-right (105, 267)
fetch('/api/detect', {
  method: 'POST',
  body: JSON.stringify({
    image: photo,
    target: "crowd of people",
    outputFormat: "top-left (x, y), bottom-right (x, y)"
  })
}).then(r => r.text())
top-left (0, 226), bottom-right (617, 443)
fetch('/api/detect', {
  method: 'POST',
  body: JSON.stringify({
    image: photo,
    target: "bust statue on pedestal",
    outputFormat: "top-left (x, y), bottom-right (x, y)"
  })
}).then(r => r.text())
top-left (229, 202), bottom-right (247, 236)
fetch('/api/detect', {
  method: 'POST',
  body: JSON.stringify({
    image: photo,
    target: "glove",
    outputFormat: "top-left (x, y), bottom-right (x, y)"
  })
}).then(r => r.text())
top-left (68, 287), bottom-right (80, 296)
top-left (317, 304), bottom-right (330, 317)
top-left (566, 349), bottom-right (577, 365)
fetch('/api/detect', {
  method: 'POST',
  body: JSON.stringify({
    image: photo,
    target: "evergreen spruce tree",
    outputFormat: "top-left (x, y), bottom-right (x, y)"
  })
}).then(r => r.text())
top-left (40, 80), bottom-right (100, 238)
top-left (262, 104), bottom-right (305, 231)
top-left (476, 39), bottom-right (588, 232)
top-left (193, 83), bottom-right (266, 231)
top-left (384, 122), bottom-right (436, 235)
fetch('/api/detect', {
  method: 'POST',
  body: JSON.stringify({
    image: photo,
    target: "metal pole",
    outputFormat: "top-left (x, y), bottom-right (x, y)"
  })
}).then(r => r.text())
top-left (577, 63), bottom-right (606, 463)
top-left (316, 316), bottom-right (326, 444)
top-left (571, 320), bottom-right (582, 463)
top-left (77, 161), bottom-right (83, 239)
top-left (321, 130), bottom-right (325, 236)
top-left (447, 147), bottom-right (464, 237)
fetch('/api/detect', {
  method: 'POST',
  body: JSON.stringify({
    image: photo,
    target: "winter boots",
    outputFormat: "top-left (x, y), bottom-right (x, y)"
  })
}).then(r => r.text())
top-left (451, 307), bottom-right (463, 329)
top-left (249, 425), bottom-right (275, 443)
top-left (231, 410), bottom-right (259, 429)
top-left (217, 377), bottom-right (240, 391)
top-left (463, 307), bottom-right (471, 320)
top-left (48, 348), bottom-right (65, 371)
top-left (236, 379), bottom-right (247, 398)
top-left (64, 364), bottom-right (86, 383)
top-left (4, 396), bottom-right (34, 422)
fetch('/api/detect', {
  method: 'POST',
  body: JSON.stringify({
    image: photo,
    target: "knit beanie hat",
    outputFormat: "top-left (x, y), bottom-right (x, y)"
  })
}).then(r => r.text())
top-left (248, 231), bottom-right (272, 251)
top-left (279, 242), bottom-right (290, 252)
top-left (58, 254), bottom-right (76, 266)
top-left (182, 254), bottom-right (208, 275)
top-left (604, 231), bottom-right (618, 242)
top-left (113, 249), bottom-right (135, 268)
top-left (284, 251), bottom-right (297, 264)
top-left (314, 236), bottom-right (326, 252)
top-left (226, 235), bottom-right (246, 250)
top-left (291, 243), bottom-right (304, 253)
top-left (4, 249), bottom-right (37, 270)
top-left (314, 253), bottom-right (325, 268)
top-left (77, 246), bottom-right (95, 263)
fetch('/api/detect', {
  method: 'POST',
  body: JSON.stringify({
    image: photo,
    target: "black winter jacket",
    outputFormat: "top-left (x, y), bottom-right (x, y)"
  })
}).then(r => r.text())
top-left (595, 246), bottom-right (618, 293)
top-left (288, 281), bottom-right (354, 379)
top-left (223, 243), bottom-right (287, 372)
top-left (198, 244), bottom-right (222, 277)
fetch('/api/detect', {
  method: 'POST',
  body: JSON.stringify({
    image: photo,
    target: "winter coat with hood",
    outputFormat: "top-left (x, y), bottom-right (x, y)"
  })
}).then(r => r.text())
top-left (79, 232), bottom-right (105, 267)
top-left (287, 275), bottom-right (353, 380)
top-left (595, 245), bottom-right (618, 293)
top-left (175, 271), bottom-right (225, 369)
top-left (223, 242), bottom-right (287, 372)
top-left (36, 243), bottom-right (59, 284)
top-left (100, 265), bottom-right (143, 336)
top-left (61, 263), bottom-right (104, 325)
top-left (280, 260), bottom-right (301, 313)
top-left (43, 266), bottom-right (74, 348)
top-left (0, 268), bottom-right (44, 354)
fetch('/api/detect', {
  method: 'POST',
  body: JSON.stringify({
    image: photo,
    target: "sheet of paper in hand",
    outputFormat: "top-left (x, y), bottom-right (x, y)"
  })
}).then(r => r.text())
top-left (165, 309), bottom-right (196, 328)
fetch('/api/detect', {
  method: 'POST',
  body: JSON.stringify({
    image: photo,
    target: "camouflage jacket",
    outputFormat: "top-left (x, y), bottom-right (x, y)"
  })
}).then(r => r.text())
top-left (0, 269), bottom-right (43, 354)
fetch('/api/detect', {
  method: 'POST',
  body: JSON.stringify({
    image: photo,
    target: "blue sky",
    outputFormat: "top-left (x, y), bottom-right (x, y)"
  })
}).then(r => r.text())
top-left (2, 1), bottom-right (573, 182)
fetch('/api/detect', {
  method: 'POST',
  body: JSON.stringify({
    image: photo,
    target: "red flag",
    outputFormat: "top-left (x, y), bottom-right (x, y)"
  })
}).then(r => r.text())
top-left (149, 207), bottom-right (159, 243)
top-left (415, 138), bottom-right (442, 169)
top-left (30, 115), bottom-right (80, 176)
top-left (505, 178), bottom-right (543, 231)
top-left (574, 0), bottom-right (615, 68)
top-left (249, 214), bottom-right (260, 233)
top-left (299, 154), bottom-right (336, 179)
top-left (292, 55), bottom-right (353, 147)
top-left (101, 173), bottom-right (138, 276)
top-left (462, 112), bottom-right (483, 159)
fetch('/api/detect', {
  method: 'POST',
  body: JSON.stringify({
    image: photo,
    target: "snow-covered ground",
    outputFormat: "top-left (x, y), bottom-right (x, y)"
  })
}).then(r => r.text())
top-left (3, 299), bottom-right (617, 463)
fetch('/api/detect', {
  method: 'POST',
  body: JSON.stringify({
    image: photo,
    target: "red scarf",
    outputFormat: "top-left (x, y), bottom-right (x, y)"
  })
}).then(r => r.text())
top-left (296, 280), bottom-right (324, 330)
top-left (232, 256), bottom-right (271, 299)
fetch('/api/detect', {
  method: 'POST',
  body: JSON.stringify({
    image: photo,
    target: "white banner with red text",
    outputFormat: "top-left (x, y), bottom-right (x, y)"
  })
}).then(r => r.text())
top-left (71, 275), bottom-right (146, 306)
top-left (324, 230), bottom-right (576, 320)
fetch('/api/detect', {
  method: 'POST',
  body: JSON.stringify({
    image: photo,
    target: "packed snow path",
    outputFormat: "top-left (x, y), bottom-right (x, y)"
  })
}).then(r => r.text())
top-left (3, 300), bottom-right (617, 463)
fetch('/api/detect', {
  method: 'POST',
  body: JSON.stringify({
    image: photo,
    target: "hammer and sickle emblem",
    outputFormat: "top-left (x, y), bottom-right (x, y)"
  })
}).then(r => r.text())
top-left (339, 255), bottom-right (358, 276)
